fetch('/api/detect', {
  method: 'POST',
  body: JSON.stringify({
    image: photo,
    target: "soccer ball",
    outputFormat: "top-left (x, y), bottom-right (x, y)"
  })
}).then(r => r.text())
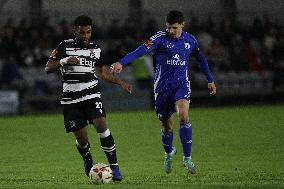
top-left (89, 163), bottom-right (113, 184)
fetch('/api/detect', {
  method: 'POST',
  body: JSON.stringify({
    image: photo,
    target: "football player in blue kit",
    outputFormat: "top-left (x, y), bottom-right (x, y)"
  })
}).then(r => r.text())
top-left (111, 10), bottom-right (216, 174)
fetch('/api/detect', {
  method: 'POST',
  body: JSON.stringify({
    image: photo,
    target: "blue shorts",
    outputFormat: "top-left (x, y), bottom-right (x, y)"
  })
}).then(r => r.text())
top-left (154, 83), bottom-right (190, 121)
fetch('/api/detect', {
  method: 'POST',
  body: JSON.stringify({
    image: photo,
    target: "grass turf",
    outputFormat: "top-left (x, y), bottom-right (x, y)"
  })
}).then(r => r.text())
top-left (0, 105), bottom-right (283, 188)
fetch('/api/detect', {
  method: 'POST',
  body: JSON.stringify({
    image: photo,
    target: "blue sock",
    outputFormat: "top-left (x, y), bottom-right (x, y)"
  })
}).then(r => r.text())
top-left (179, 122), bottom-right (192, 157)
top-left (161, 129), bottom-right (173, 154)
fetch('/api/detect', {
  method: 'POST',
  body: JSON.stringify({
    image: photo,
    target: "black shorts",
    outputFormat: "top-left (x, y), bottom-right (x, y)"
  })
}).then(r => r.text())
top-left (63, 98), bottom-right (106, 133)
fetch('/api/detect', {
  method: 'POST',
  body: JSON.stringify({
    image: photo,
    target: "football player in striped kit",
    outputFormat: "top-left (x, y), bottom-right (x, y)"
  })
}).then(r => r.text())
top-left (45, 15), bottom-right (131, 181)
top-left (111, 10), bottom-right (216, 174)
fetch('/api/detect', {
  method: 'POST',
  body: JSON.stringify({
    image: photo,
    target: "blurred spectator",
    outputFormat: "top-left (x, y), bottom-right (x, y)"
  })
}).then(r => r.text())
top-left (230, 34), bottom-right (249, 71)
top-left (143, 19), bottom-right (158, 39)
top-left (207, 38), bottom-right (230, 72)
top-left (0, 14), bottom-right (283, 94)
top-left (250, 17), bottom-right (265, 40)
top-left (197, 26), bottom-right (213, 53)
top-left (108, 19), bottom-right (123, 40)
top-left (219, 17), bottom-right (235, 47)
top-left (0, 57), bottom-right (25, 91)
top-left (131, 55), bottom-right (154, 108)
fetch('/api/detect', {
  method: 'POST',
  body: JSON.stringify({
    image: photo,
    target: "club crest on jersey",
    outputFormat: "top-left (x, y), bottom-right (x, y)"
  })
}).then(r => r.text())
top-left (89, 48), bottom-right (101, 59)
top-left (144, 40), bottom-right (153, 49)
top-left (185, 43), bottom-right (191, 49)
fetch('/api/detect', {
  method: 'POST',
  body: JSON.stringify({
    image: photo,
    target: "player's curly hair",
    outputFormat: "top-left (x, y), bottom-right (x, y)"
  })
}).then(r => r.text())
top-left (166, 10), bottom-right (184, 24)
top-left (74, 15), bottom-right (92, 26)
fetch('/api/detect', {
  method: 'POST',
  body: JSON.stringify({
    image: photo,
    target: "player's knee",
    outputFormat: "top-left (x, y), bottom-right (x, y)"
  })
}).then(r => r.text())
top-left (93, 117), bottom-right (107, 133)
top-left (76, 137), bottom-right (89, 147)
top-left (162, 127), bottom-right (173, 134)
top-left (162, 119), bottom-right (173, 133)
top-left (74, 129), bottom-right (89, 147)
top-left (178, 111), bottom-right (189, 124)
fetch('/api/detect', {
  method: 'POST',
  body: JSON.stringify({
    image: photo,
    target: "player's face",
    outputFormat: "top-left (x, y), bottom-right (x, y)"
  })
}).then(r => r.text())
top-left (74, 25), bottom-right (92, 45)
top-left (166, 22), bottom-right (184, 38)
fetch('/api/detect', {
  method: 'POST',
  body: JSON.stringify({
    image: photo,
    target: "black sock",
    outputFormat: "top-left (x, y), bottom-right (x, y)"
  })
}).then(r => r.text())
top-left (98, 129), bottom-right (118, 167)
top-left (76, 141), bottom-right (93, 161)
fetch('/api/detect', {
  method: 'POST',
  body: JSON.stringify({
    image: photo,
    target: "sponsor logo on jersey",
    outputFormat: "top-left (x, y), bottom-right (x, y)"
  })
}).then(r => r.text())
top-left (166, 54), bottom-right (186, 66)
top-left (78, 57), bottom-right (97, 67)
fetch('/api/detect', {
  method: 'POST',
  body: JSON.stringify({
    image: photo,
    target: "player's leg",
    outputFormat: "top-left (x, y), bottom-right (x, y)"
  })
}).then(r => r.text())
top-left (73, 128), bottom-right (94, 176)
top-left (63, 102), bottom-right (93, 176)
top-left (92, 117), bottom-right (118, 168)
top-left (161, 117), bottom-right (174, 154)
top-left (161, 116), bottom-right (177, 173)
top-left (155, 92), bottom-right (177, 173)
top-left (175, 99), bottom-right (196, 174)
top-left (92, 117), bottom-right (122, 181)
top-left (83, 98), bottom-right (119, 172)
top-left (175, 99), bottom-right (191, 157)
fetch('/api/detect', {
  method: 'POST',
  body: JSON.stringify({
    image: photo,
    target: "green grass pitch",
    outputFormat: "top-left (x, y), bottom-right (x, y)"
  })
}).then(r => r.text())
top-left (0, 105), bottom-right (283, 188)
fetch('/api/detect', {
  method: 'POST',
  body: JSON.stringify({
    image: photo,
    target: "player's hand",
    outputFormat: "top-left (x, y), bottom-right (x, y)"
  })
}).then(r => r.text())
top-left (121, 82), bottom-right (132, 94)
top-left (208, 82), bottom-right (216, 95)
top-left (67, 56), bottom-right (80, 65)
top-left (110, 62), bottom-right (123, 73)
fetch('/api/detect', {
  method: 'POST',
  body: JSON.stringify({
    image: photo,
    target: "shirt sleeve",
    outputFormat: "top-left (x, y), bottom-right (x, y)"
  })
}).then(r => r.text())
top-left (191, 36), bottom-right (214, 83)
top-left (49, 41), bottom-right (66, 62)
top-left (119, 33), bottom-right (161, 65)
top-left (119, 45), bottom-right (148, 65)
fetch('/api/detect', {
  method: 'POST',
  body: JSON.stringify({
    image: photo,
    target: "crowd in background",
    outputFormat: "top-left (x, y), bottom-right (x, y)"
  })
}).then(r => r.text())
top-left (0, 14), bottom-right (283, 92)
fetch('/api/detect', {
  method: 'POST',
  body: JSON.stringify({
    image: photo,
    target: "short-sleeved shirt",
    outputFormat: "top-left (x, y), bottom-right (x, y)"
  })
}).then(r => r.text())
top-left (49, 39), bottom-right (104, 104)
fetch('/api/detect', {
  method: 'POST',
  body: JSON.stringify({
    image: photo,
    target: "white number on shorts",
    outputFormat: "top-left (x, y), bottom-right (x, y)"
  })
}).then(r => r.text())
top-left (95, 102), bottom-right (102, 109)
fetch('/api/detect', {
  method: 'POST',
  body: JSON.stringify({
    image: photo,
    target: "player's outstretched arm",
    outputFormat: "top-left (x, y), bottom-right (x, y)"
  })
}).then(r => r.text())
top-left (110, 44), bottom-right (150, 74)
top-left (97, 65), bottom-right (132, 94)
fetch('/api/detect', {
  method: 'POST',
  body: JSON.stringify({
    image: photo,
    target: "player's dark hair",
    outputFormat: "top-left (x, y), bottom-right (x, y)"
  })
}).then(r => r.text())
top-left (166, 10), bottom-right (184, 24)
top-left (74, 15), bottom-right (92, 26)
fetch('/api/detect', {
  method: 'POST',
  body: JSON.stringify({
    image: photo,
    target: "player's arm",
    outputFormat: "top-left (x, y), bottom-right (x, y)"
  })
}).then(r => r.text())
top-left (96, 65), bottom-right (132, 94)
top-left (193, 48), bottom-right (216, 95)
top-left (45, 48), bottom-right (61, 73)
top-left (45, 42), bottom-right (80, 74)
top-left (45, 56), bottom-right (79, 73)
top-left (45, 59), bottom-right (61, 74)
top-left (111, 45), bottom-right (149, 74)
top-left (111, 39), bottom-right (156, 73)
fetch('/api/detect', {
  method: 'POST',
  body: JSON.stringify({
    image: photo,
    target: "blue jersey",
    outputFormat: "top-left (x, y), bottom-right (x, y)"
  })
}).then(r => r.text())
top-left (119, 31), bottom-right (213, 93)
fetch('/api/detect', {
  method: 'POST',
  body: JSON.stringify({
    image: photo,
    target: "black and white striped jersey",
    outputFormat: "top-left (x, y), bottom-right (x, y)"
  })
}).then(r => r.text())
top-left (49, 39), bottom-right (104, 104)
